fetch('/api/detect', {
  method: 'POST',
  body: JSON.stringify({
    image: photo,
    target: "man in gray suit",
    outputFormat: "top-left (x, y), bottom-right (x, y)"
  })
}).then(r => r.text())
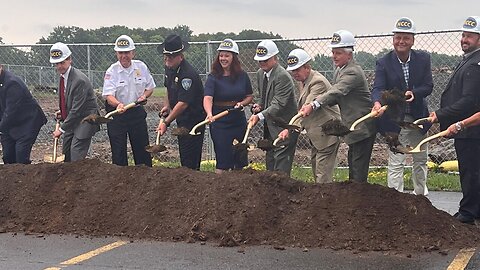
top-left (249, 40), bottom-right (298, 175)
top-left (50, 42), bottom-right (100, 162)
top-left (302, 30), bottom-right (376, 182)
top-left (279, 48), bottom-right (341, 183)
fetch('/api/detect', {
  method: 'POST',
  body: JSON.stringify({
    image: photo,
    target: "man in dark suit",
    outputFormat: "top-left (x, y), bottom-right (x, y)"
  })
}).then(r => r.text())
top-left (50, 42), bottom-right (100, 162)
top-left (249, 40), bottom-right (298, 175)
top-left (429, 16), bottom-right (480, 225)
top-left (371, 17), bottom-right (433, 196)
top-left (0, 64), bottom-right (47, 164)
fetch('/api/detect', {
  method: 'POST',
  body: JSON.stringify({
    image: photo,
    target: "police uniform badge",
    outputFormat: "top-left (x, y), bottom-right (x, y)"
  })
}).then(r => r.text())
top-left (181, 78), bottom-right (192, 91)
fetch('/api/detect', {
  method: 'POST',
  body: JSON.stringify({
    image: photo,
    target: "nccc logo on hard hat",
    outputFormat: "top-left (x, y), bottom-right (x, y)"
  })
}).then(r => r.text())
top-left (287, 56), bottom-right (299, 66)
top-left (50, 50), bottom-right (63, 59)
top-left (220, 40), bottom-right (233, 49)
top-left (256, 46), bottom-right (268, 57)
top-left (331, 33), bottom-right (341, 44)
top-left (464, 17), bottom-right (477, 29)
top-left (396, 18), bottom-right (413, 30)
top-left (116, 39), bottom-right (130, 48)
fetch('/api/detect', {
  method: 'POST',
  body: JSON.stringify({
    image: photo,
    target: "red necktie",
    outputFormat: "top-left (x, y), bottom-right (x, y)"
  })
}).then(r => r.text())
top-left (59, 76), bottom-right (67, 120)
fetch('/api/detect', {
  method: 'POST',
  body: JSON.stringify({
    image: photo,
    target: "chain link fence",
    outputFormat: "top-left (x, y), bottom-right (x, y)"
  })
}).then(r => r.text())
top-left (0, 30), bottom-right (462, 166)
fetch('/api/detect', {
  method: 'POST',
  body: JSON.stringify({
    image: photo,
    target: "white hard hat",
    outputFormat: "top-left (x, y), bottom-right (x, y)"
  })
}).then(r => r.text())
top-left (392, 17), bottom-right (416, 34)
top-left (461, 16), bottom-right (480, 34)
top-left (217, 38), bottom-right (239, 54)
top-left (49, 42), bottom-right (72, 64)
top-left (286, 49), bottom-right (312, 71)
top-left (114, 35), bottom-right (135, 52)
top-left (329, 30), bottom-right (356, 48)
top-left (254, 40), bottom-right (279, 61)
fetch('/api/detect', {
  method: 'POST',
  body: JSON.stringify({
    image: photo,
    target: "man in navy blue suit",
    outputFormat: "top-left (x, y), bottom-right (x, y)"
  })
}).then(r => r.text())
top-left (371, 17), bottom-right (433, 196)
top-left (0, 64), bottom-right (47, 164)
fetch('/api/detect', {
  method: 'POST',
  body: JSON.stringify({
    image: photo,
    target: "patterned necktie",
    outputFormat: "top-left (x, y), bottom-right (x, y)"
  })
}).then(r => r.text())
top-left (59, 76), bottom-right (67, 120)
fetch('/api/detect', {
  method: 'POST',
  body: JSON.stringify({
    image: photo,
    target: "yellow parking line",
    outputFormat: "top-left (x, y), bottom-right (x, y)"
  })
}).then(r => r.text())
top-left (43, 240), bottom-right (128, 270)
top-left (447, 248), bottom-right (476, 270)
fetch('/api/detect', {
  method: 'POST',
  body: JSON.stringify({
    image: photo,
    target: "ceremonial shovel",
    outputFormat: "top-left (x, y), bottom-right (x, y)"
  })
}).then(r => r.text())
top-left (44, 119), bottom-right (65, 163)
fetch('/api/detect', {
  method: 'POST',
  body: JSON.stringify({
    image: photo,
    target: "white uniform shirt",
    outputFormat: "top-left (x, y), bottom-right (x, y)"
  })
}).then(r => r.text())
top-left (102, 60), bottom-right (156, 104)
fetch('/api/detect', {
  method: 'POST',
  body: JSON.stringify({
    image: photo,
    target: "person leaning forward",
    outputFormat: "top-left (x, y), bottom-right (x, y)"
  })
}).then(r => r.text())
top-left (0, 64), bottom-right (47, 164)
top-left (301, 30), bottom-right (376, 182)
top-left (50, 42), bottom-right (100, 162)
top-left (157, 34), bottom-right (206, 170)
top-left (371, 17), bottom-right (433, 196)
top-left (278, 48), bottom-right (341, 183)
top-left (428, 16), bottom-right (480, 225)
top-left (102, 35), bottom-right (154, 167)
top-left (249, 40), bottom-right (299, 176)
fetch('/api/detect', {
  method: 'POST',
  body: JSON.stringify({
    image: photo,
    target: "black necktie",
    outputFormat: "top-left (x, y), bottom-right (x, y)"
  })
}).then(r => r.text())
top-left (261, 74), bottom-right (268, 108)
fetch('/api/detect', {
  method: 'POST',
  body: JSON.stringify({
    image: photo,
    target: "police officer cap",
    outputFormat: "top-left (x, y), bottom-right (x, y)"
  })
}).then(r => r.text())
top-left (157, 34), bottom-right (190, 55)
top-left (49, 42), bottom-right (72, 64)
top-left (114, 35), bottom-right (135, 52)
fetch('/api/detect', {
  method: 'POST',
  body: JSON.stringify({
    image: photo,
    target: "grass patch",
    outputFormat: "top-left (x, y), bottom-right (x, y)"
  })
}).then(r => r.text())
top-left (151, 158), bottom-right (460, 192)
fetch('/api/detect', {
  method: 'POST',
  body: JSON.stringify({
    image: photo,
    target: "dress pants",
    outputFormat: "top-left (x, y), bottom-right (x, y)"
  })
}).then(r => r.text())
top-left (1, 130), bottom-right (40, 164)
top-left (107, 107), bottom-right (152, 167)
top-left (311, 140), bottom-right (340, 183)
top-left (348, 134), bottom-right (376, 182)
top-left (455, 138), bottom-right (480, 219)
top-left (387, 115), bottom-right (428, 195)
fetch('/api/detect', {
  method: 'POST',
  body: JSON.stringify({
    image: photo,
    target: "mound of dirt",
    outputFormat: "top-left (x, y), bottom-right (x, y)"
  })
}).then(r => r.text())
top-left (0, 159), bottom-right (478, 254)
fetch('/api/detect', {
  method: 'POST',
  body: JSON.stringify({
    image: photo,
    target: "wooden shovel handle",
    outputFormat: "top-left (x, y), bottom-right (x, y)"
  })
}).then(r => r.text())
top-left (104, 100), bottom-right (147, 118)
top-left (241, 120), bottom-right (255, 144)
top-left (350, 105), bottom-right (387, 131)
top-left (288, 112), bottom-right (304, 126)
top-left (410, 130), bottom-right (449, 153)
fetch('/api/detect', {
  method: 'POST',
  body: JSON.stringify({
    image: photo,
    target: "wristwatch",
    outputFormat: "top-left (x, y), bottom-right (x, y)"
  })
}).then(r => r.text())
top-left (454, 121), bottom-right (464, 131)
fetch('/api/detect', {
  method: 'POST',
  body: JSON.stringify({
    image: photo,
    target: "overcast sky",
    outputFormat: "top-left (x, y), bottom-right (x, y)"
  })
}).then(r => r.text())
top-left (1, 0), bottom-right (478, 44)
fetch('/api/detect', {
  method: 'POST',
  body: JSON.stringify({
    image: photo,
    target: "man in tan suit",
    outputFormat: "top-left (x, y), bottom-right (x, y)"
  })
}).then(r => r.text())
top-left (301, 30), bottom-right (376, 182)
top-left (279, 49), bottom-right (341, 183)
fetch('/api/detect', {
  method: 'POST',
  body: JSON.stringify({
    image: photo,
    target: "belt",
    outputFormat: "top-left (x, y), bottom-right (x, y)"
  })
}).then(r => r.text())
top-left (214, 101), bottom-right (238, 107)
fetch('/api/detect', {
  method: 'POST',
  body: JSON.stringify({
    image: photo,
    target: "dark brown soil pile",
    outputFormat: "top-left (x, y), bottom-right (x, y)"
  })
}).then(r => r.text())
top-left (0, 159), bottom-right (478, 254)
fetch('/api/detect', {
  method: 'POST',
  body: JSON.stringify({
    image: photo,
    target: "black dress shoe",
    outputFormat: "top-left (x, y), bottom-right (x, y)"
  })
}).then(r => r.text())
top-left (455, 213), bottom-right (475, 225)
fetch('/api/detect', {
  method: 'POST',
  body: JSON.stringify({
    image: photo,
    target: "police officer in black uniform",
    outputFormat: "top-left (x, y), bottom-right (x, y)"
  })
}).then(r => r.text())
top-left (157, 34), bottom-right (206, 170)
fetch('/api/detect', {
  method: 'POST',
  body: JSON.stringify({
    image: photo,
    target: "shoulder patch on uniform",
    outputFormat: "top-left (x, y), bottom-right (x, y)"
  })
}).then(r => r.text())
top-left (181, 78), bottom-right (192, 91)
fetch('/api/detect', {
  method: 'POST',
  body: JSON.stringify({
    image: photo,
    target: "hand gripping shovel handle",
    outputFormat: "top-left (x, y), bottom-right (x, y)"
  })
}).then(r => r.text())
top-left (350, 105), bottom-right (388, 131)
top-left (155, 118), bottom-right (164, 145)
top-left (104, 99), bottom-right (147, 118)
top-left (189, 109), bottom-right (230, 135)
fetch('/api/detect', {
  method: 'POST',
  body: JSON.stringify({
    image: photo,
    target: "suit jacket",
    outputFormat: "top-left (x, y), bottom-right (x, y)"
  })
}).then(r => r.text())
top-left (436, 49), bottom-right (480, 139)
top-left (61, 67), bottom-right (100, 139)
top-left (257, 63), bottom-right (297, 139)
top-left (294, 70), bottom-right (340, 150)
top-left (371, 50), bottom-right (433, 134)
top-left (0, 70), bottom-right (47, 139)
top-left (317, 59), bottom-right (375, 145)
